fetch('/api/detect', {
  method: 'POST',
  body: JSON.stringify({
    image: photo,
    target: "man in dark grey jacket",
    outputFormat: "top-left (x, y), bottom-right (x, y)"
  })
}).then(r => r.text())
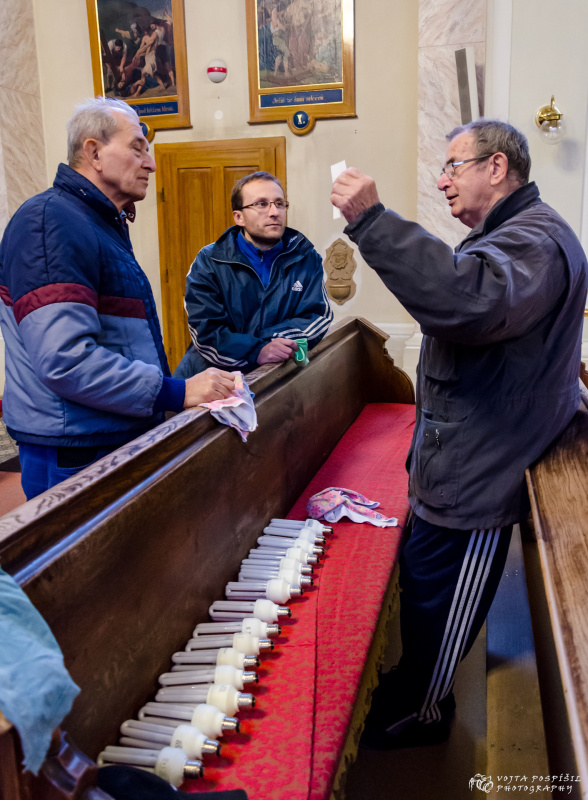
top-left (331, 119), bottom-right (587, 748)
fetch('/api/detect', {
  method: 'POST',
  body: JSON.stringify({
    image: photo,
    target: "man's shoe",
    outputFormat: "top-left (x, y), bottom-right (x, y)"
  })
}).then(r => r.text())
top-left (359, 668), bottom-right (456, 750)
top-left (360, 714), bottom-right (451, 751)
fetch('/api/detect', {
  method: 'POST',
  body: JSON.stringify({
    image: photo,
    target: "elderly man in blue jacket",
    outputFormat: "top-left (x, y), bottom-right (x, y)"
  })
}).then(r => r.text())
top-left (0, 97), bottom-right (235, 499)
top-left (174, 171), bottom-right (333, 377)
top-left (332, 119), bottom-right (588, 749)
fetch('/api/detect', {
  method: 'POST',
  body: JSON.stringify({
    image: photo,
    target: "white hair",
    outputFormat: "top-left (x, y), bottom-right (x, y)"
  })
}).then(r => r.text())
top-left (66, 97), bottom-right (139, 168)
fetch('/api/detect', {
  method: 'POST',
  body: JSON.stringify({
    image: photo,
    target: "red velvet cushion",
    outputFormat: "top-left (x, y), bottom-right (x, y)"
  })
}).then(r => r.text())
top-left (185, 403), bottom-right (415, 798)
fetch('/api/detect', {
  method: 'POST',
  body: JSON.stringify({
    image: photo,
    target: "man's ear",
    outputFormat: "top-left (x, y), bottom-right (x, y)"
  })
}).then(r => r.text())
top-left (81, 138), bottom-right (103, 173)
top-left (233, 209), bottom-right (245, 228)
top-left (489, 152), bottom-right (509, 186)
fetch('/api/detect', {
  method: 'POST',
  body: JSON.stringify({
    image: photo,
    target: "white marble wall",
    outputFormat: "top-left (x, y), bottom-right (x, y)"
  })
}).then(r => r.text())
top-left (417, 0), bottom-right (487, 247)
top-left (0, 0), bottom-right (47, 391)
top-left (0, 0), bottom-right (47, 233)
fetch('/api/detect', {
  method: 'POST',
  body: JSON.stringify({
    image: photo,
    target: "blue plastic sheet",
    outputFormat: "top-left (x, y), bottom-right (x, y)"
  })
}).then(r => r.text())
top-left (0, 567), bottom-right (80, 774)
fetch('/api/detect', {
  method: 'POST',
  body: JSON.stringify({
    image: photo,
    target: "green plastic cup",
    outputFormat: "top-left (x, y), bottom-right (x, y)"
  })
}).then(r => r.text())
top-left (294, 338), bottom-right (309, 367)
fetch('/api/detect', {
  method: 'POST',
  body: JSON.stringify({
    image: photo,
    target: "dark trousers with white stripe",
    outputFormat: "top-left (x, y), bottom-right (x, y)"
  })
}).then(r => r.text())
top-left (394, 514), bottom-right (512, 727)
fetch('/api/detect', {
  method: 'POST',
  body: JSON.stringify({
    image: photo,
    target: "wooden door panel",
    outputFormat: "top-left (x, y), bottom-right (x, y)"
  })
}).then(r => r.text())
top-left (222, 166), bottom-right (256, 223)
top-left (155, 138), bottom-right (286, 372)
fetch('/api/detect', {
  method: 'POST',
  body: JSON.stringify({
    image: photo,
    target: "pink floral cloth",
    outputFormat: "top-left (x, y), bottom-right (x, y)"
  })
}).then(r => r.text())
top-left (307, 487), bottom-right (398, 527)
top-left (200, 372), bottom-right (257, 442)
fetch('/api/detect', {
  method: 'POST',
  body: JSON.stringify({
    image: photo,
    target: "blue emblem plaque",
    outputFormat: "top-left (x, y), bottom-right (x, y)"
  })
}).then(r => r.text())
top-left (292, 110), bottom-right (310, 131)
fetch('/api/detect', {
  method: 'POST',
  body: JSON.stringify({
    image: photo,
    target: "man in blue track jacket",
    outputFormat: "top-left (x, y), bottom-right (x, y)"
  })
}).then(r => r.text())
top-left (174, 171), bottom-right (333, 377)
top-left (0, 97), bottom-right (234, 499)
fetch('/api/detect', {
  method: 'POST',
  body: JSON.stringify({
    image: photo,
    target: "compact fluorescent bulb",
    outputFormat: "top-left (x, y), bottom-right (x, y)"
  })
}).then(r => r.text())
top-left (138, 702), bottom-right (239, 737)
top-left (119, 719), bottom-right (220, 758)
top-left (171, 647), bottom-right (259, 670)
top-left (208, 599), bottom-right (291, 622)
top-left (154, 684), bottom-right (255, 715)
top-left (97, 745), bottom-right (202, 786)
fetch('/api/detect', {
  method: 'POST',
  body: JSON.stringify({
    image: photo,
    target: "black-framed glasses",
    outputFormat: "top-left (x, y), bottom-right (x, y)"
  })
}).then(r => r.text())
top-left (440, 154), bottom-right (493, 179)
top-left (239, 199), bottom-right (289, 212)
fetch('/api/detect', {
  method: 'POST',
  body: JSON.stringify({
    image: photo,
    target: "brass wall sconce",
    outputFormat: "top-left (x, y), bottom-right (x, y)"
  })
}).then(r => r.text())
top-left (535, 95), bottom-right (565, 144)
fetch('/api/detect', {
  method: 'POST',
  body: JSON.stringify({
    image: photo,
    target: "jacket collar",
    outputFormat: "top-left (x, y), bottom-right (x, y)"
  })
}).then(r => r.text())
top-left (457, 182), bottom-right (541, 251)
top-left (212, 224), bottom-right (309, 263)
top-left (236, 229), bottom-right (284, 263)
top-left (53, 163), bottom-right (127, 228)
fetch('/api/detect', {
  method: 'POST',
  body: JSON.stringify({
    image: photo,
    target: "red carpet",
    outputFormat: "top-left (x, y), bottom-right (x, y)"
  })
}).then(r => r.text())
top-left (0, 469), bottom-right (25, 517)
top-left (184, 402), bottom-right (416, 800)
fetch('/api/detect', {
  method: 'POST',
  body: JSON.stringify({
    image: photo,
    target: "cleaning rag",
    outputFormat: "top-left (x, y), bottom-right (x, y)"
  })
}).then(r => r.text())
top-left (200, 372), bottom-right (257, 442)
top-left (307, 487), bottom-right (398, 527)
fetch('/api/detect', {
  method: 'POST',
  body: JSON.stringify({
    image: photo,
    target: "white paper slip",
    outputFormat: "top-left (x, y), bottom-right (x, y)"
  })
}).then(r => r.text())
top-left (331, 160), bottom-right (347, 219)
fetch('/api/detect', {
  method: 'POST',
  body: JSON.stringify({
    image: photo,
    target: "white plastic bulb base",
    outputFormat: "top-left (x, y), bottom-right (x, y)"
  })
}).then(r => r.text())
top-left (156, 746), bottom-right (203, 785)
top-left (208, 683), bottom-right (255, 714)
top-left (242, 618), bottom-right (280, 637)
top-left (192, 703), bottom-right (240, 736)
top-left (170, 724), bottom-right (220, 758)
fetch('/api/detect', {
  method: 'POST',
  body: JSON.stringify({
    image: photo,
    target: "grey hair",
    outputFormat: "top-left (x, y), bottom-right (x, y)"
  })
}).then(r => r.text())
top-left (447, 118), bottom-right (531, 186)
top-left (67, 97), bottom-right (139, 168)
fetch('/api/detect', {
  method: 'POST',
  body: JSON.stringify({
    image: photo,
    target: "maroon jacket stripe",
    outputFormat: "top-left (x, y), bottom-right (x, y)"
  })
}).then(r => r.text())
top-left (98, 296), bottom-right (146, 319)
top-left (13, 283), bottom-right (98, 324)
top-left (12, 285), bottom-right (147, 324)
top-left (0, 285), bottom-right (13, 307)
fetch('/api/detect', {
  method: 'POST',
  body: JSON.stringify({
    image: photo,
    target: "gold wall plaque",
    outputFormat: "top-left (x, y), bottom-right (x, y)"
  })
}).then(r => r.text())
top-left (324, 238), bottom-right (356, 305)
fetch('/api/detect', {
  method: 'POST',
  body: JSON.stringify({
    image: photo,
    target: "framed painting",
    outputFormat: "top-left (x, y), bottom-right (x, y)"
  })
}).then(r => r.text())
top-left (86, 0), bottom-right (190, 132)
top-left (246, 0), bottom-right (355, 135)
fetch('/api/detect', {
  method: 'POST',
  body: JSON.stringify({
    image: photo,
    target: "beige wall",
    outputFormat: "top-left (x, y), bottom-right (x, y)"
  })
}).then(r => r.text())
top-left (0, 0), bottom-right (47, 391)
top-left (32, 0), bottom-right (418, 330)
top-left (508, 0), bottom-right (588, 236)
top-left (497, 0), bottom-right (588, 357)
top-left (0, 0), bottom-right (46, 227)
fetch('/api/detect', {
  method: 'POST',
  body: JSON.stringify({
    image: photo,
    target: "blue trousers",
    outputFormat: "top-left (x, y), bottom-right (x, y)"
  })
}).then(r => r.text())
top-left (392, 514), bottom-right (512, 728)
top-left (19, 443), bottom-right (115, 501)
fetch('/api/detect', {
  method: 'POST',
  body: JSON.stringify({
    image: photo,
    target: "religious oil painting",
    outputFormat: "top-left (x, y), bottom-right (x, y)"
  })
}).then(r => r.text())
top-left (246, 0), bottom-right (355, 135)
top-left (257, 0), bottom-right (343, 88)
top-left (86, 0), bottom-right (190, 131)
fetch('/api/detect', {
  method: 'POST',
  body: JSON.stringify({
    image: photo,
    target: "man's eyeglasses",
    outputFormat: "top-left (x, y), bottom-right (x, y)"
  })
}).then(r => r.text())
top-left (239, 199), bottom-right (289, 212)
top-left (440, 154), bottom-right (493, 179)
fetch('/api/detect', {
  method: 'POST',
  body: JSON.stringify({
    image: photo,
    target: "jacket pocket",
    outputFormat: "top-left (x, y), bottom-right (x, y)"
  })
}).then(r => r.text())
top-left (410, 412), bottom-right (465, 509)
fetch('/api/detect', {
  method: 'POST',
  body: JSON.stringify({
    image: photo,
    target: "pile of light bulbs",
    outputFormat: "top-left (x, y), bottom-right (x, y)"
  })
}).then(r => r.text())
top-left (97, 517), bottom-right (332, 786)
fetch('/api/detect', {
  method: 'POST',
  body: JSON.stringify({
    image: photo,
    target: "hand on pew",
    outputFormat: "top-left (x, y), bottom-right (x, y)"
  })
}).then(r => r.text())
top-left (184, 369), bottom-right (236, 408)
top-left (257, 338), bottom-right (298, 365)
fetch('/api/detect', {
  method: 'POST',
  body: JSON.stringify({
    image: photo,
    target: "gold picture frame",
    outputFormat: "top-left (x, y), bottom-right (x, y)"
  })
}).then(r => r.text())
top-left (246, 0), bottom-right (355, 136)
top-left (86, 0), bottom-right (190, 132)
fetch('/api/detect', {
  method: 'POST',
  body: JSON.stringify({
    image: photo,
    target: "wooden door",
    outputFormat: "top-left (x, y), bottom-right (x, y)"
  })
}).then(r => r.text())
top-left (155, 137), bottom-right (286, 372)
